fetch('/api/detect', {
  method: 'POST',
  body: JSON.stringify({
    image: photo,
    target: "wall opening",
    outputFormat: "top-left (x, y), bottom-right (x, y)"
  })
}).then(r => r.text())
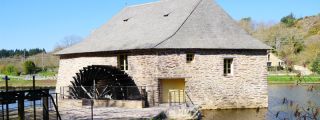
top-left (159, 78), bottom-right (185, 103)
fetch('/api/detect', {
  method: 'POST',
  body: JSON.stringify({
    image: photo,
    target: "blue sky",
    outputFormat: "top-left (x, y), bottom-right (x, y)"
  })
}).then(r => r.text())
top-left (0, 0), bottom-right (319, 52)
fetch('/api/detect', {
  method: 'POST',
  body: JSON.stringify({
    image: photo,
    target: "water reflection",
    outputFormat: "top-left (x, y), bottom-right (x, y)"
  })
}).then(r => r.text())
top-left (202, 84), bottom-right (320, 120)
top-left (202, 108), bottom-right (267, 120)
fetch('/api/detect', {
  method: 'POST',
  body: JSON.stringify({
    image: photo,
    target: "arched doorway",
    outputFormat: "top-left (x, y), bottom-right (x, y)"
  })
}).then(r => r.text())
top-left (68, 65), bottom-right (141, 100)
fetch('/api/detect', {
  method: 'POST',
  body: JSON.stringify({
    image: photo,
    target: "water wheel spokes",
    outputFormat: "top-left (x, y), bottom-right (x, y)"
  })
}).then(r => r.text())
top-left (69, 65), bottom-right (141, 100)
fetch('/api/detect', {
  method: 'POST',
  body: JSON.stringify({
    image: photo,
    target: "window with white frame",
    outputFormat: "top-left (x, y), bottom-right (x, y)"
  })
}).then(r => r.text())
top-left (118, 55), bottom-right (128, 70)
top-left (224, 58), bottom-right (233, 75)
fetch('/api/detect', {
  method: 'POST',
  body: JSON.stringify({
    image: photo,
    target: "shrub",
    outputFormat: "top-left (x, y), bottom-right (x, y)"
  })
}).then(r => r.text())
top-left (308, 24), bottom-right (320, 36)
top-left (23, 60), bottom-right (37, 74)
top-left (281, 13), bottom-right (296, 27)
top-left (0, 65), bottom-right (5, 74)
top-left (1, 65), bottom-right (19, 76)
top-left (311, 55), bottom-right (320, 74)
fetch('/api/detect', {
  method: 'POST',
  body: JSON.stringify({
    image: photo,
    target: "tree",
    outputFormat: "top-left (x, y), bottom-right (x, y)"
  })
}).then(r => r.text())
top-left (23, 60), bottom-right (37, 74)
top-left (239, 17), bottom-right (254, 34)
top-left (281, 13), bottom-right (296, 27)
top-left (1, 65), bottom-right (19, 76)
top-left (0, 48), bottom-right (45, 58)
top-left (54, 35), bottom-right (83, 51)
top-left (311, 55), bottom-right (320, 74)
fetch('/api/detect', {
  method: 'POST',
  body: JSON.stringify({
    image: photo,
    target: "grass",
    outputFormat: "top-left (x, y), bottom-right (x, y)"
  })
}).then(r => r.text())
top-left (1, 74), bottom-right (319, 88)
top-left (0, 78), bottom-right (56, 88)
top-left (268, 75), bottom-right (320, 84)
top-left (38, 71), bottom-right (57, 77)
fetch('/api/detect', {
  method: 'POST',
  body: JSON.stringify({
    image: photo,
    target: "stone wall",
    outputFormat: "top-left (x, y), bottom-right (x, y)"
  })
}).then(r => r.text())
top-left (56, 49), bottom-right (268, 109)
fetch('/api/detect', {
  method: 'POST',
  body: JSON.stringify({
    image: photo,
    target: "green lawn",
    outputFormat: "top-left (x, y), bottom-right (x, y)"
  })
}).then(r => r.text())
top-left (268, 75), bottom-right (320, 84)
top-left (0, 78), bottom-right (56, 88)
top-left (38, 71), bottom-right (57, 77)
top-left (1, 74), bottom-right (320, 88)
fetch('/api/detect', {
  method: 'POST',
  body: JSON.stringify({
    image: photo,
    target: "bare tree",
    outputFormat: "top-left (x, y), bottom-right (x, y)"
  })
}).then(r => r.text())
top-left (54, 35), bottom-right (83, 52)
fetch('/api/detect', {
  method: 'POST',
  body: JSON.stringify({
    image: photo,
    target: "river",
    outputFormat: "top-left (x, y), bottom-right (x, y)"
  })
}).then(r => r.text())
top-left (2, 85), bottom-right (320, 119)
top-left (0, 89), bottom-right (56, 109)
top-left (202, 84), bottom-right (320, 120)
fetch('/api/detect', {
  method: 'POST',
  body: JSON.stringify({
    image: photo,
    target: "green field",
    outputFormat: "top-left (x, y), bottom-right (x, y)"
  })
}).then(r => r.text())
top-left (1, 75), bottom-right (319, 88)
top-left (268, 75), bottom-right (320, 84)
top-left (0, 78), bottom-right (56, 88)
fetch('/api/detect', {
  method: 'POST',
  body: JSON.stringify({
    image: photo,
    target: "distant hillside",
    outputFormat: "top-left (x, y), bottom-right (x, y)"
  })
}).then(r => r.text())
top-left (238, 14), bottom-right (320, 70)
top-left (0, 52), bottom-right (59, 73)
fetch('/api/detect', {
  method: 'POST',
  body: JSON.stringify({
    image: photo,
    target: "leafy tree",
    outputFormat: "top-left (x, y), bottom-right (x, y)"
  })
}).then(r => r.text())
top-left (0, 48), bottom-right (45, 58)
top-left (23, 60), bottom-right (37, 74)
top-left (281, 13), bottom-right (296, 27)
top-left (311, 55), bottom-right (320, 74)
top-left (1, 65), bottom-right (19, 76)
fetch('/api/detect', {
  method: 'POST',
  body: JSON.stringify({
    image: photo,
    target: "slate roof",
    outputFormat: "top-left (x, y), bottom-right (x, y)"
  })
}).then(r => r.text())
top-left (56, 0), bottom-right (270, 55)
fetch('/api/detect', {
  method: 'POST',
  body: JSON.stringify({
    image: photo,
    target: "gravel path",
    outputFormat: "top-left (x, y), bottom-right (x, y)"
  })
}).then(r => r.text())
top-left (59, 106), bottom-right (167, 120)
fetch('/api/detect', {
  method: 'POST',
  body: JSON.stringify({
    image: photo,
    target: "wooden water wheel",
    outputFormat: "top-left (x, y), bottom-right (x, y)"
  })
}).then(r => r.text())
top-left (69, 65), bottom-right (141, 100)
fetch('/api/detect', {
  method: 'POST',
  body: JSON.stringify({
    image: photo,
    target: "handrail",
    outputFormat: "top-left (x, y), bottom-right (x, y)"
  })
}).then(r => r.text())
top-left (168, 90), bottom-right (185, 106)
top-left (184, 91), bottom-right (194, 107)
top-left (62, 85), bottom-right (146, 100)
top-left (42, 92), bottom-right (62, 120)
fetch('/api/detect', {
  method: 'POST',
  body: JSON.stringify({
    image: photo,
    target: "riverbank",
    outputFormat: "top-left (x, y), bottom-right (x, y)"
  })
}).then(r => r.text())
top-left (268, 75), bottom-right (320, 84)
top-left (1, 75), bottom-right (319, 88)
top-left (0, 79), bottom-right (56, 88)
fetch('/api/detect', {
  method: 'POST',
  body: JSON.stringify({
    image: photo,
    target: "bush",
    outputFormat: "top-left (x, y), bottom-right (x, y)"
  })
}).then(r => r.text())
top-left (23, 61), bottom-right (37, 74)
top-left (311, 56), bottom-right (320, 74)
top-left (281, 13), bottom-right (296, 27)
top-left (308, 24), bottom-right (320, 36)
top-left (1, 65), bottom-right (19, 76)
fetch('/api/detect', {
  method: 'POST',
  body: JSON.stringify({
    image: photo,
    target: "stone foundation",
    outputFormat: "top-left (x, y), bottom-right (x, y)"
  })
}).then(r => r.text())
top-left (58, 99), bottom-right (144, 109)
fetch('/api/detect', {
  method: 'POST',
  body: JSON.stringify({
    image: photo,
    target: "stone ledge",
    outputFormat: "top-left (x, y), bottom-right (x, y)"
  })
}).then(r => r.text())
top-left (59, 99), bottom-right (145, 109)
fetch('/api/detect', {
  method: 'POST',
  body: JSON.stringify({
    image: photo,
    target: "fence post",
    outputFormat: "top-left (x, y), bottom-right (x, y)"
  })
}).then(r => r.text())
top-left (56, 93), bottom-right (59, 120)
top-left (2, 103), bottom-right (4, 120)
top-left (42, 90), bottom-right (49, 120)
top-left (32, 76), bottom-right (36, 120)
top-left (32, 75), bottom-right (35, 90)
top-left (4, 76), bottom-right (8, 92)
top-left (18, 92), bottom-right (25, 120)
top-left (4, 76), bottom-right (9, 120)
top-left (91, 99), bottom-right (94, 120)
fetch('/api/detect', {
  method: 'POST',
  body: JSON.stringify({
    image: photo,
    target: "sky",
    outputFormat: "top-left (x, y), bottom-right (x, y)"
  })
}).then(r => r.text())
top-left (0, 0), bottom-right (319, 52)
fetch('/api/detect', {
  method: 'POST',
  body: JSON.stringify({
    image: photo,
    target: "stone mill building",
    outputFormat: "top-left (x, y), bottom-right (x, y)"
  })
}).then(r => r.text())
top-left (56, 0), bottom-right (270, 109)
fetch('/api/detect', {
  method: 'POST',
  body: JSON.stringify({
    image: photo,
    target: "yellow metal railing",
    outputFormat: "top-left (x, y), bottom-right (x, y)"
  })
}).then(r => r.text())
top-left (168, 89), bottom-right (185, 105)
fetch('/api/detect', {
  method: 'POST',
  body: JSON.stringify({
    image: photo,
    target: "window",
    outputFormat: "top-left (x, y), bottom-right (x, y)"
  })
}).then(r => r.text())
top-left (224, 59), bottom-right (233, 75)
top-left (123, 18), bottom-right (130, 22)
top-left (278, 62), bottom-right (285, 66)
top-left (186, 53), bottom-right (194, 63)
top-left (267, 62), bottom-right (272, 67)
top-left (118, 55), bottom-right (128, 70)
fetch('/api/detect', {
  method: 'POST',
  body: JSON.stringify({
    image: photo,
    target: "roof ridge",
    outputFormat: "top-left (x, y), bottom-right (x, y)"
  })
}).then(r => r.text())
top-left (126, 1), bottom-right (161, 8)
top-left (152, 0), bottom-right (203, 48)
